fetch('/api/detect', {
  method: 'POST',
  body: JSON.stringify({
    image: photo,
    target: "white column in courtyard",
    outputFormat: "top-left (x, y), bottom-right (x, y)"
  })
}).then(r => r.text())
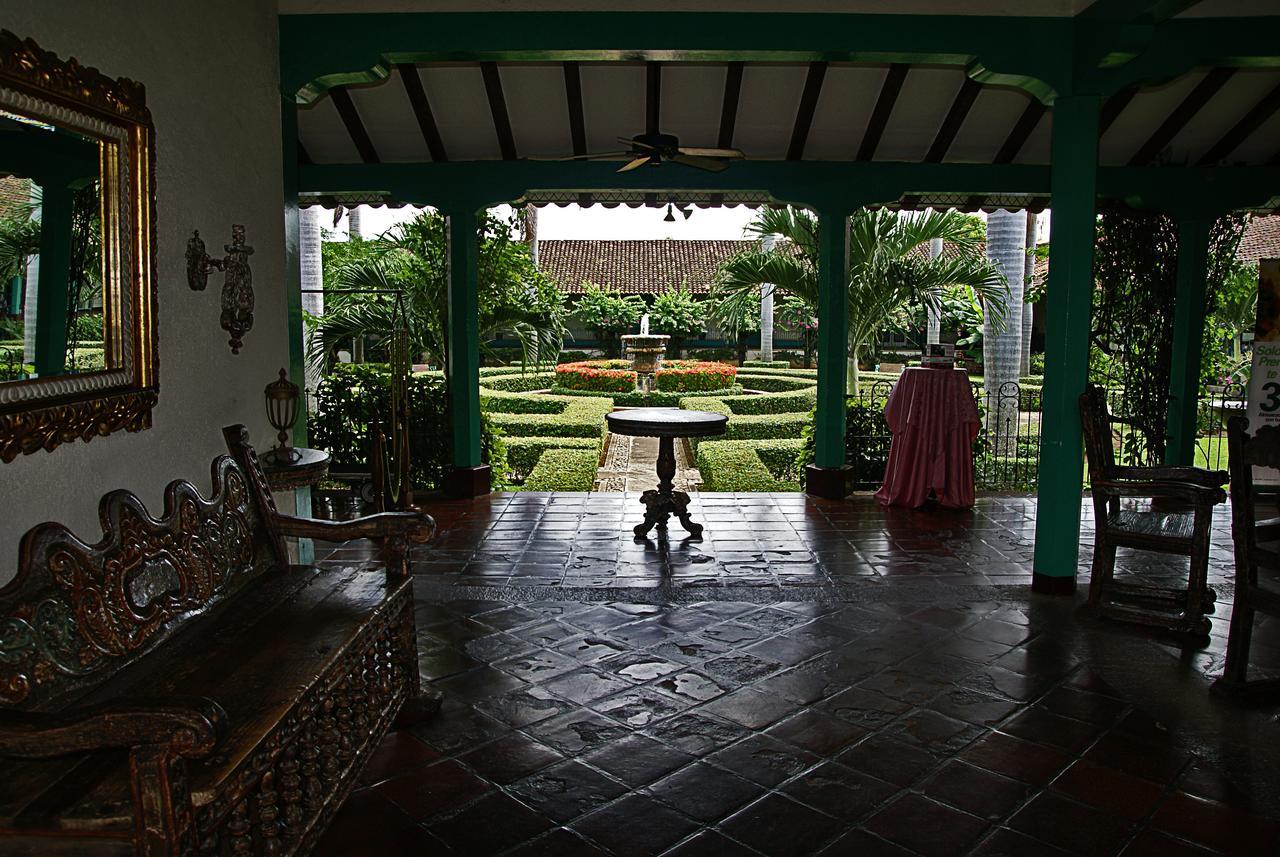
top-left (22, 186), bottom-right (41, 367)
top-left (759, 233), bottom-right (776, 362)
top-left (300, 205), bottom-right (325, 398)
top-left (926, 236), bottom-right (943, 345)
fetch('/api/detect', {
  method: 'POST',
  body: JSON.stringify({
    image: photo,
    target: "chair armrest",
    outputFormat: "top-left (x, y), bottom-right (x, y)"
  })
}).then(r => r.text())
top-left (1092, 479), bottom-right (1227, 505)
top-left (272, 510), bottom-right (436, 545)
top-left (0, 696), bottom-right (226, 759)
top-left (1109, 465), bottom-right (1229, 488)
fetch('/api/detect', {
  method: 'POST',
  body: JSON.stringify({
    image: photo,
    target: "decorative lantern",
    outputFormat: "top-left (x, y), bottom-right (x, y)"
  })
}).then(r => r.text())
top-left (263, 368), bottom-right (301, 463)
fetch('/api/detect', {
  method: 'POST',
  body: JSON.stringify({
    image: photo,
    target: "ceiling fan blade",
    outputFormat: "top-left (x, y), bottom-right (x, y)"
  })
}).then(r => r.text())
top-left (677, 146), bottom-right (746, 159)
top-left (526, 151), bottom-right (630, 161)
top-left (670, 153), bottom-right (728, 172)
top-left (620, 135), bottom-right (658, 151)
top-left (616, 156), bottom-right (651, 173)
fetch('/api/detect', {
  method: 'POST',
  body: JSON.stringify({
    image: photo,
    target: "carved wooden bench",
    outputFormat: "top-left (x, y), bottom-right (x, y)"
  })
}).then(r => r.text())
top-left (0, 425), bottom-right (435, 856)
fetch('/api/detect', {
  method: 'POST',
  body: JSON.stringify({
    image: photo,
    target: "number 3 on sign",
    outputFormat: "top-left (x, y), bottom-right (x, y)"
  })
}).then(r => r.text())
top-left (1262, 382), bottom-right (1280, 413)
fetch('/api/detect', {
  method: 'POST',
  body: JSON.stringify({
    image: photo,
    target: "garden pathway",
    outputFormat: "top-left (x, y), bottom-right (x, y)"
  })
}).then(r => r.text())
top-left (594, 432), bottom-right (702, 493)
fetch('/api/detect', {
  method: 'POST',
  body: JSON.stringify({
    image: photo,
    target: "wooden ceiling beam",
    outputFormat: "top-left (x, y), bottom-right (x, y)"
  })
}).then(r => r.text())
top-left (924, 76), bottom-right (982, 163)
top-left (960, 98), bottom-right (1046, 209)
top-left (1198, 80), bottom-right (1280, 166)
top-left (563, 62), bottom-right (587, 156)
top-left (1099, 87), bottom-right (1137, 137)
top-left (329, 87), bottom-right (380, 164)
top-left (787, 61), bottom-right (828, 161)
top-left (480, 61), bottom-right (518, 160)
top-left (647, 61), bottom-right (662, 137)
top-left (1128, 68), bottom-right (1235, 166)
top-left (718, 61), bottom-right (744, 150)
top-left (857, 64), bottom-right (909, 162)
top-left (399, 64), bottom-right (448, 162)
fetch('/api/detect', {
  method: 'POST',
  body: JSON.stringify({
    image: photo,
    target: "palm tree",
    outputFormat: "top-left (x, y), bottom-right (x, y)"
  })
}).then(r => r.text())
top-left (710, 206), bottom-right (1007, 393)
top-left (984, 209), bottom-right (1027, 454)
top-left (306, 210), bottom-right (566, 375)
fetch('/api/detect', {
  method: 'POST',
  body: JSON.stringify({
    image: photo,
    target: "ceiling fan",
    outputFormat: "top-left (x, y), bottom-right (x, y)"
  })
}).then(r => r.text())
top-left (534, 132), bottom-right (745, 173)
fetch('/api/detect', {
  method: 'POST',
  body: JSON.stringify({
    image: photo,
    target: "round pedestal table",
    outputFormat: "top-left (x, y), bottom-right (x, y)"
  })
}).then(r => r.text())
top-left (605, 408), bottom-right (727, 537)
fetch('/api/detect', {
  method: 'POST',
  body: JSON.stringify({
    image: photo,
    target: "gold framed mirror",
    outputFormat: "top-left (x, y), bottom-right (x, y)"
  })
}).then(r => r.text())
top-left (0, 30), bottom-right (157, 462)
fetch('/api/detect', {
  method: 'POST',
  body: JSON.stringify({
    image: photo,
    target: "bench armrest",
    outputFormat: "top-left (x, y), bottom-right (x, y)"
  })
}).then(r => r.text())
top-left (272, 510), bottom-right (436, 544)
top-left (1092, 479), bottom-right (1227, 505)
top-left (1107, 465), bottom-right (1229, 488)
top-left (0, 696), bottom-right (226, 759)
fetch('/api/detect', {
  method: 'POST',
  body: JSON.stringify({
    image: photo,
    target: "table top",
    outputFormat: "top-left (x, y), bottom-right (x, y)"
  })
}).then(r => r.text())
top-left (259, 446), bottom-right (331, 490)
top-left (606, 408), bottom-right (729, 438)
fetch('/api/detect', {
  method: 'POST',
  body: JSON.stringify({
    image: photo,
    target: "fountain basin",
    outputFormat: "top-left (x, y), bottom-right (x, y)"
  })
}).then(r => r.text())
top-left (620, 334), bottom-right (670, 377)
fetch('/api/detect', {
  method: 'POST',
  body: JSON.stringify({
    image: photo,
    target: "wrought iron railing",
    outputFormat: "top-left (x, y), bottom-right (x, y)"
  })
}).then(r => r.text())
top-left (0, 346), bottom-right (29, 382)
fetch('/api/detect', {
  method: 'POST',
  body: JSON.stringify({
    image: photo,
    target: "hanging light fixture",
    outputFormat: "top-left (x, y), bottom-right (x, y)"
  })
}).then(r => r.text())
top-left (663, 203), bottom-right (676, 223)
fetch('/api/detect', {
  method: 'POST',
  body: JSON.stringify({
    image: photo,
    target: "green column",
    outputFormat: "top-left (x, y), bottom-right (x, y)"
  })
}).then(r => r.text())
top-left (1032, 94), bottom-right (1100, 592)
top-left (446, 208), bottom-right (482, 468)
top-left (5, 277), bottom-right (19, 315)
top-left (814, 208), bottom-right (850, 469)
top-left (1164, 216), bottom-right (1213, 467)
top-left (281, 96), bottom-right (308, 448)
top-left (32, 184), bottom-right (74, 378)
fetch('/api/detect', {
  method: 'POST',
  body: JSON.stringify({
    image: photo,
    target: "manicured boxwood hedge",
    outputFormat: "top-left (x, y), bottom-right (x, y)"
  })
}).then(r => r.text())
top-left (736, 373), bottom-right (819, 393)
top-left (720, 387), bottom-right (818, 415)
top-left (506, 436), bottom-right (601, 483)
top-left (480, 371), bottom-right (556, 393)
top-left (549, 384), bottom-right (744, 407)
top-left (696, 439), bottom-right (804, 491)
top-left (525, 448), bottom-right (599, 491)
top-left (487, 396), bottom-right (614, 438)
top-left (679, 396), bottom-right (809, 441)
top-left (741, 360), bottom-right (791, 369)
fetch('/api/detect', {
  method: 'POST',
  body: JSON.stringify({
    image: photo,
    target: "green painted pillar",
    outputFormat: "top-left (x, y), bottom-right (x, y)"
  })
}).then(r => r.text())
top-left (446, 208), bottom-right (482, 470)
top-left (1164, 217), bottom-right (1213, 467)
top-left (6, 277), bottom-right (19, 315)
top-left (1032, 94), bottom-right (1100, 593)
top-left (807, 207), bottom-right (852, 498)
top-left (281, 96), bottom-right (308, 449)
top-left (32, 184), bottom-right (74, 378)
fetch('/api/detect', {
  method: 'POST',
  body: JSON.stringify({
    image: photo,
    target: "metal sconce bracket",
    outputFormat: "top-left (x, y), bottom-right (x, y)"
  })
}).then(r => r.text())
top-left (187, 224), bottom-right (255, 354)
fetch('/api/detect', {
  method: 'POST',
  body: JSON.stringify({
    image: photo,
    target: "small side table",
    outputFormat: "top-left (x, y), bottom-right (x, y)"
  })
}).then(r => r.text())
top-left (605, 408), bottom-right (727, 537)
top-left (259, 447), bottom-right (331, 492)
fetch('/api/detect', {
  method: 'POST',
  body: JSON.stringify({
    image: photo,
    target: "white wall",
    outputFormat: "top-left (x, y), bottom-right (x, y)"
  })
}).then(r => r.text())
top-left (1, 1), bottom-right (290, 579)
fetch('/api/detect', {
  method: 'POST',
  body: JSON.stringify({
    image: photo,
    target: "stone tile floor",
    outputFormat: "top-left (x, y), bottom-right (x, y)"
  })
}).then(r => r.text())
top-left (313, 494), bottom-right (1280, 857)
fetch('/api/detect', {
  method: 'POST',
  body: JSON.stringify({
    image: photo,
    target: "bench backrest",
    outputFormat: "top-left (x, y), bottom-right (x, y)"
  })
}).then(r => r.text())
top-left (0, 425), bottom-right (282, 711)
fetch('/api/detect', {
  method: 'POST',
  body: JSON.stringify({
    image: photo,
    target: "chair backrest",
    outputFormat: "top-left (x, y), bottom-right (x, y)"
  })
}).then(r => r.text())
top-left (1079, 384), bottom-right (1116, 480)
top-left (1227, 415), bottom-right (1280, 561)
top-left (0, 426), bottom-right (279, 711)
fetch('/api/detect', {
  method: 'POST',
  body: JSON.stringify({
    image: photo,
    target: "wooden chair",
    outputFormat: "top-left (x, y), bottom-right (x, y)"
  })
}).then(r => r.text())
top-left (1217, 415), bottom-right (1280, 694)
top-left (1080, 384), bottom-right (1228, 635)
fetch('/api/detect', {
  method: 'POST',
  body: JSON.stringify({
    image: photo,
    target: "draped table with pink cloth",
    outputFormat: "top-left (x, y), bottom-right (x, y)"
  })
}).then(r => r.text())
top-left (873, 367), bottom-right (980, 509)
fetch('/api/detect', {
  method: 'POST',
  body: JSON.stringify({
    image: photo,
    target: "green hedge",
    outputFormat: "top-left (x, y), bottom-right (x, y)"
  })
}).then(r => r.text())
top-left (696, 440), bottom-right (804, 491)
top-left (732, 366), bottom-right (818, 379)
top-left (488, 396), bottom-right (613, 438)
top-left (741, 360), bottom-right (791, 369)
top-left (721, 387), bottom-right (818, 415)
top-left (679, 396), bottom-right (809, 441)
top-left (525, 448), bottom-right (599, 491)
top-left (736, 373), bottom-right (819, 393)
top-left (555, 360), bottom-right (636, 392)
top-left (653, 360), bottom-right (737, 392)
top-left (480, 387), bottom-right (568, 413)
top-left (506, 436), bottom-right (601, 483)
top-left (480, 371), bottom-right (556, 393)
top-left (549, 384), bottom-right (743, 407)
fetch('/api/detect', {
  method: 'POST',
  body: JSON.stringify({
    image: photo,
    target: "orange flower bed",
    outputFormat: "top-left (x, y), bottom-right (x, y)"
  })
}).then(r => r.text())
top-left (654, 360), bottom-right (737, 393)
top-left (554, 360), bottom-right (637, 392)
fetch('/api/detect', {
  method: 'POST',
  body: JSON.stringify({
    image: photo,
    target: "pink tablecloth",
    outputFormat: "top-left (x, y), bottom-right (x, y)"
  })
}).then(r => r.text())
top-left (874, 367), bottom-right (980, 509)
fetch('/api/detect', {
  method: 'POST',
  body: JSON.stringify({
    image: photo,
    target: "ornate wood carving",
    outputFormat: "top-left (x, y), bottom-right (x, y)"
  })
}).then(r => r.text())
top-left (0, 29), bottom-right (150, 124)
top-left (0, 456), bottom-right (259, 708)
top-left (0, 388), bottom-right (158, 463)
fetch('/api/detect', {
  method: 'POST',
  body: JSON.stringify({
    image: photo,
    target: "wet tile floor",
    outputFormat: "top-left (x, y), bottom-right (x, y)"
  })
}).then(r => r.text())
top-left (313, 494), bottom-right (1280, 857)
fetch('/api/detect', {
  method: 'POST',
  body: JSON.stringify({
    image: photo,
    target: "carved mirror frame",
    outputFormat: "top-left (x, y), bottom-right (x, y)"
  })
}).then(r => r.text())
top-left (0, 30), bottom-right (158, 463)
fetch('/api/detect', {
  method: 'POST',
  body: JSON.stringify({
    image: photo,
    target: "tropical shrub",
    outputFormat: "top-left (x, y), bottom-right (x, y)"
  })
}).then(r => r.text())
top-left (649, 286), bottom-right (704, 356)
top-left (572, 283), bottom-right (644, 358)
top-left (525, 448), bottom-right (599, 492)
top-left (654, 360), bottom-right (736, 392)
top-left (310, 364), bottom-right (507, 489)
top-left (554, 359), bottom-right (636, 393)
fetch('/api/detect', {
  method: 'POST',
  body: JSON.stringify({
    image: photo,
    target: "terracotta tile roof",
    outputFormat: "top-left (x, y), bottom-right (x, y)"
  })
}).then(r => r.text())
top-left (539, 239), bottom-right (761, 294)
top-left (1237, 215), bottom-right (1280, 266)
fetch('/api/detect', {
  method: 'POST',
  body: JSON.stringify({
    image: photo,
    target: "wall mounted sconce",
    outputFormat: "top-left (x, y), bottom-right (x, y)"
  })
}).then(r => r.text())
top-left (187, 224), bottom-right (255, 354)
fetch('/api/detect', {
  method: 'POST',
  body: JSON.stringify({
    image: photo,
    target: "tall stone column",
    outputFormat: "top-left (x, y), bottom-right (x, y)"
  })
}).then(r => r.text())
top-left (759, 233), bottom-right (776, 362)
top-left (300, 205), bottom-right (325, 396)
top-left (926, 236), bottom-right (943, 345)
top-left (983, 209), bottom-right (1027, 456)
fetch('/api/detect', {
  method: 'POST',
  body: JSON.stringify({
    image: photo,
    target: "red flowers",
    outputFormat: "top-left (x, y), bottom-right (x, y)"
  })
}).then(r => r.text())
top-left (555, 361), bottom-right (636, 392)
top-left (654, 361), bottom-right (737, 393)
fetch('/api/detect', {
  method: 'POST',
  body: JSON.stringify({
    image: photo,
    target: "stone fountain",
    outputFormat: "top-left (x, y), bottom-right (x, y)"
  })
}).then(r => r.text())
top-left (620, 314), bottom-right (670, 393)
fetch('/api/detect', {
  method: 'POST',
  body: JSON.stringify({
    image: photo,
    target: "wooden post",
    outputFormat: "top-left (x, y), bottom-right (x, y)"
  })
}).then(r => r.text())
top-left (444, 207), bottom-right (490, 496)
top-left (806, 207), bottom-right (853, 498)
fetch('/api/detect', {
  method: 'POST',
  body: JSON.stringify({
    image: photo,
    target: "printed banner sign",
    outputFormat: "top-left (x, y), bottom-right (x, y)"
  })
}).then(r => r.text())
top-left (1245, 258), bottom-right (1280, 482)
